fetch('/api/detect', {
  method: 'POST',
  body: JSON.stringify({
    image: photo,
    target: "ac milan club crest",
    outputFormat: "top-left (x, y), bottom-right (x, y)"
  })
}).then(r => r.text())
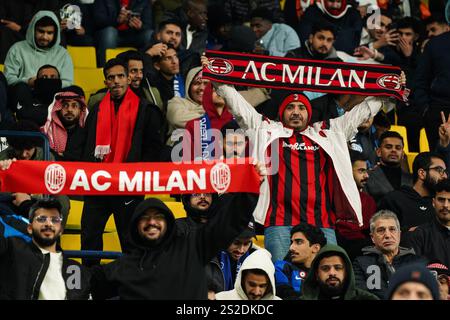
top-left (210, 162), bottom-right (231, 193)
top-left (376, 74), bottom-right (401, 90)
top-left (44, 164), bottom-right (66, 194)
top-left (207, 58), bottom-right (234, 75)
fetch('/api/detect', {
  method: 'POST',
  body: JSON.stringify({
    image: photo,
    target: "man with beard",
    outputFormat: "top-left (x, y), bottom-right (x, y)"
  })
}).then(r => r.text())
top-left (177, 193), bottom-right (218, 232)
top-left (90, 192), bottom-right (259, 299)
top-left (287, 23), bottom-right (341, 61)
top-left (298, 0), bottom-right (363, 54)
top-left (379, 152), bottom-right (448, 231)
top-left (353, 210), bottom-right (425, 299)
top-left (404, 179), bottom-right (450, 267)
top-left (0, 198), bottom-right (90, 300)
top-left (365, 131), bottom-right (413, 203)
top-left (41, 86), bottom-right (88, 161)
top-left (300, 244), bottom-right (378, 300)
top-left (335, 151), bottom-right (377, 260)
top-left (79, 58), bottom-right (163, 266)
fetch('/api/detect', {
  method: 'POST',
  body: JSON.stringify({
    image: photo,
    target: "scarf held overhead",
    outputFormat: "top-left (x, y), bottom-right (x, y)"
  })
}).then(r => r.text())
top-left (95, 88), bottom-right (140, 162)
top-left (202, 50), bottom-right (407, 101)
top-left (0, 160), bottom-right (260, 195)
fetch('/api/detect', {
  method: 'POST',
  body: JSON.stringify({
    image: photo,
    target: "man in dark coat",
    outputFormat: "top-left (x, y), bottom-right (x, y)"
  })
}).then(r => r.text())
top-left (91, 193), bottom-right (258, 300)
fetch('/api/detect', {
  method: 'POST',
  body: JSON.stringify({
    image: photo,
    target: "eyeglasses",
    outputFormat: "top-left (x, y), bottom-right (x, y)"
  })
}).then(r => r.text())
top-left (34, 215), bottom-right (62, 224)
top-left (428, 166), bottom-right (448, 176)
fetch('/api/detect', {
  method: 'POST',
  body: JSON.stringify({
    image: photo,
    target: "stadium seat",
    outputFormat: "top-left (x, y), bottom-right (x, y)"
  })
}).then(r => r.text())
top-left (105, 47), bottom-right (136, 62)
top-left (73, 68), bottom-right (104, 99)
top-left (67, 46), bottom-right (97, 68)
top-left (406, 152), bottom-right (418, 173)
top-left (419, 128), bottom-right (430, 152)
top-left (254, 235), bottom-right (265, 249)
top-left (0, 64), bottom-right (4, 72)
top-left (165, 201), bottom-right (187, 218)
top-left (66, 199), bottom-right (117, 232)
top-left (390, 125), bottom-right (410, 153)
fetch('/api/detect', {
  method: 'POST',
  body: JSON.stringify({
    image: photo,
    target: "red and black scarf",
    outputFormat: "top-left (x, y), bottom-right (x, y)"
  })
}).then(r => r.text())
top-left (202, 50), bottom-right (408, 101)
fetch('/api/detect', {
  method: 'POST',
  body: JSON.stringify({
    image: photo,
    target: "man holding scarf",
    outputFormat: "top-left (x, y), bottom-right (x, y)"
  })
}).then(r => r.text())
top-left (80, 58), bottom-right (163, 266)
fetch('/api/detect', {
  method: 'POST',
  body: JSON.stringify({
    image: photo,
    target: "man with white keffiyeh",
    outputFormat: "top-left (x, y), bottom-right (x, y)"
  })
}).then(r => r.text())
top-left (41, 86), bottom-right (88, 161)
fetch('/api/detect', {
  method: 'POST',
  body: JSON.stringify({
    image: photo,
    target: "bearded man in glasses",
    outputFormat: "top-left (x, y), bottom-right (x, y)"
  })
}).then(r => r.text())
top-left (0, 198), bottom-right (91, 300)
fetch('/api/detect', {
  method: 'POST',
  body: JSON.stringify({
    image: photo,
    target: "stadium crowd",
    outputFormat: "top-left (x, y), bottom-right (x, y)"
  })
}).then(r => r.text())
top-left (0, 0), bottom-right (449, 301)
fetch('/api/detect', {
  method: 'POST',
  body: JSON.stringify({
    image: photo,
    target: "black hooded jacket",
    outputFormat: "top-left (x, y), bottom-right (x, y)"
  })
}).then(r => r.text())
top-left (91, 193), bottom-right (258, 299)
top-left (0, 227), bottom-right (91, 300)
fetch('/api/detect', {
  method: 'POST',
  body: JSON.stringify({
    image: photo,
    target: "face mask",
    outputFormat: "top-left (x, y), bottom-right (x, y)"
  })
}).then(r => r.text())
top-left (34, 78), bottom-right (62, 104)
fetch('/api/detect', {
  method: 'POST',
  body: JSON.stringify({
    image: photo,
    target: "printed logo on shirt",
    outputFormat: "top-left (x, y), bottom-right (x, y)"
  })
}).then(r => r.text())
top-left (419, 206), bottom-right (428, 211)
top-left (282, 141), bottom-right (320, 151)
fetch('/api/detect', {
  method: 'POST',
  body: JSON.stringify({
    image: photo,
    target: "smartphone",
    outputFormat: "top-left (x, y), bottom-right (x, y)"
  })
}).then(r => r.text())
top-left (387, 22), bottom-right (398, 31)
top-left (130, 12), bottom-right (141, 18)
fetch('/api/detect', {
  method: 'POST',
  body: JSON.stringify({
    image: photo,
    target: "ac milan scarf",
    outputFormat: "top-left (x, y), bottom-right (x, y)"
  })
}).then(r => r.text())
top-left (0, 160), bottom-right (260, 195)
top-left (202, 50), bottom-right (408, 101)
top-left (41, 92), bottom-right (88, 154)
top-left (95, 88), bottom-right (140, 162)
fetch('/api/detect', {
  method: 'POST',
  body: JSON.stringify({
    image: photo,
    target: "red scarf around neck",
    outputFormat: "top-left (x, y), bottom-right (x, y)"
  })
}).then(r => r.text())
top-left (95, 87), bottom-right (140, 162)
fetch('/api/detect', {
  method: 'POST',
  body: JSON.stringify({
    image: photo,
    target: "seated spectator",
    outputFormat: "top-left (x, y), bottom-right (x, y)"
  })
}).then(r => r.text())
top-left (206, 5), bottom-right (233, 51)
top-left (275, 224), bottom-right (327, 299)
top-left (283, 0), bottom-right (315, 29)
top-left (224, 0), bottom-right (283, 25)
top-left (59, 1), bottom-right (95, 46)
top-left (183, 82), bottom-right (233, 160)
top-left (0, 72), bottom-right (14, 127)
top-left (41, 86), bottom-right (88, 161)
top-left (215, 249), bottom-right (281, 300)
top-left (387, 264), bottom-right (440, 300)
top-left (427, 262), bottom-right (450, 300)
top-left (378, 152), bottom-right (448, 231)
top-left (404, 179), bottom-right (450, 267)
top-left (0, 0), bottom-right (60, 63)
top-left (0, 198), bottom-right (90, 300)
top-left (335, 151), bottom-right (376, 260)
top-left (208, 221), bottom-right (259, 299)
top-left (365, 131), bottom-right (413, 203)
top-left (144, 19), bottom-right (198, 80)
top-left (93, 0), bottom-right (153, 67)
top-left (177, 192), bottom-right (218, 232)
top-left (163, 0), bottom-right (209, 57)
top-left (151, 44), bottom-right (185, 104)
top-left (298, 0), bottom-right (363, 54)
top-left (117, 50), bottom-right (163, 110)
top-left (250, 7), bottom-right (300, 57)
top-left (90, 194), bottom-right (258, 299)
top-left (300, 244), bottom-right (379, 300)
top-left (0, 120), bottom-right (70, 226)
top-left (353, 210), bottom-right (425, 299)
top-left (424, 14), bottom-right (450, 40)
top-left (359, 10), bottom-right (394, 50)
top-left (286, 22), bottom-right (341, 61)
top-left (166, 66), bottom-right (208, 144)
top-left (4, 11), bottom-right (73, 88)
top-left (9, 64), bottom-right (62, 127)
top-left (349, 111), bottom-right (391, 169)
top-left (220, 120), bottom-right (248, 159)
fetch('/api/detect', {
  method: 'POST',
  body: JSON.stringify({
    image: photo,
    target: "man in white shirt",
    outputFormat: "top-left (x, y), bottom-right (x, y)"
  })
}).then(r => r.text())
top-left (0, 194), bottom-right (90, 300)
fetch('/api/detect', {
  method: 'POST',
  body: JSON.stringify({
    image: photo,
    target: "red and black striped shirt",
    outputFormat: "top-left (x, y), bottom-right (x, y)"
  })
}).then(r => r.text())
top-left (265, 132), bottom-right (336, 228)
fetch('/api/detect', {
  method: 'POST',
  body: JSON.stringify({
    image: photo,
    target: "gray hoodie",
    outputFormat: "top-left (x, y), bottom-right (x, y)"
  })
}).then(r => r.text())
top-left (4, 10), bottom-right (74, 87)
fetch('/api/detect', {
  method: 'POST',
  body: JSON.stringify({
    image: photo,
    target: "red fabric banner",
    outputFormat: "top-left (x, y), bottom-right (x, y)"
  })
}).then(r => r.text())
top-left (0, 160), bottom-right (260, 195)
top-left (202, 50), bottom-right (408, 101)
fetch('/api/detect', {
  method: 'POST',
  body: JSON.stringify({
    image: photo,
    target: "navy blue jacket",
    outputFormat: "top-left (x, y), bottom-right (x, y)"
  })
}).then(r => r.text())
top-left (93, 0), bottom-right (153, 30)
top-left (413, 32), bottom-right (450, 111)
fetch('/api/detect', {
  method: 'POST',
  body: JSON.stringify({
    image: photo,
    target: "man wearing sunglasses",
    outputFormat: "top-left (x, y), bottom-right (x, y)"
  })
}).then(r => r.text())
top-left (0, 198), bottom-right (90, 300)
